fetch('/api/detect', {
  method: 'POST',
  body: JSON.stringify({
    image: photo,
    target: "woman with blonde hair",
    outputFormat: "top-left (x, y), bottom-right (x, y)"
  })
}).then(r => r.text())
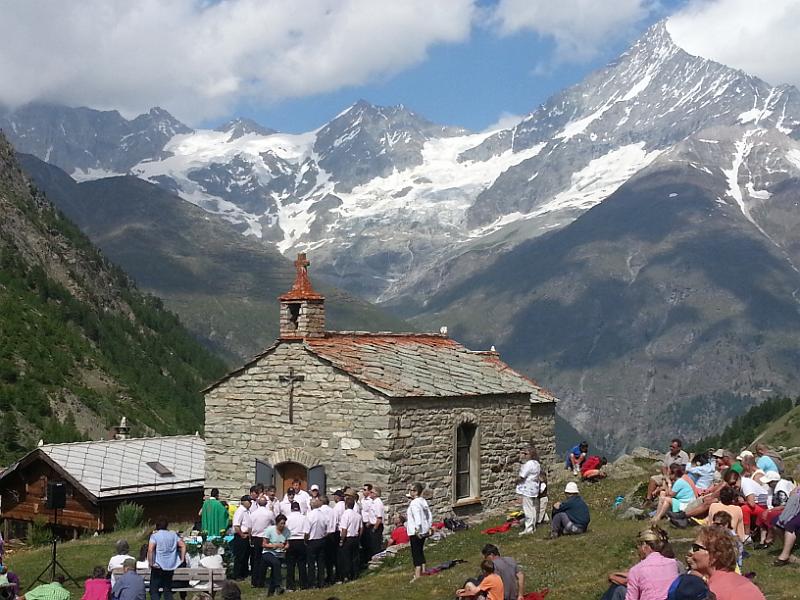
top-left (601, 526), bottom-right (679, 600)
top-left (687, 526), bottom-right (765, 600)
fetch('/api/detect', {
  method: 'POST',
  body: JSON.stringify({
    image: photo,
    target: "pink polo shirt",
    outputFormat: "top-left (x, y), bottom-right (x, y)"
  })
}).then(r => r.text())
top-left (708, 570), bottom-right (766, 600)
top-left (625, 552), bottom-right (679, 600)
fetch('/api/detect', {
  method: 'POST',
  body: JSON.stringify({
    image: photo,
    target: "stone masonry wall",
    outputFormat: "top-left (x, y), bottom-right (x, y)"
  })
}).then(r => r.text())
top-left (386, 397), bottom-right (555, 519)
top-left (205, 341), bottom-right (393, 498)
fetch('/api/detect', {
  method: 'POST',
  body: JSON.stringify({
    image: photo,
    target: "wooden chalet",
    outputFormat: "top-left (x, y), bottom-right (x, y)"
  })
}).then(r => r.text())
top-left (0, 434), bottom-right (204, 536)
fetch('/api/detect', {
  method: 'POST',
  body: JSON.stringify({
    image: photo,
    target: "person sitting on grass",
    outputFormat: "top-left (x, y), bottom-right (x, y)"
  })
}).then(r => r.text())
top-left (20, 575), bottom-right (71, 600)
top-left (686, 453), bottom-right (715, 494)
top-left (773, 483), bottom-right (800, 567)
top-left (456, 559), bottom-right (504, 600)
top-left (754, 468), bottom-right (797, 549)
top-left (684, 468), bottom-right (740, 521)
top-left (650, 463), bottom-right (696, 524)
top-left (0, 564), bottom-right (20, 600)
top-left (600, 525), bottom-right (679, 600)
top-left (645, 439), bottom-right (689, 503)
top-left (565, 441), bottom-right (589, 475)
top-left (707, 486), bottom-right (745, 542)
top-left (710, 511), bottom-right (743, 573)
top-left (387, 514), bottom-right (409, 546)
top-left (580, 455), bottom-right (608, 482)
top-left (550, 482), bottom-right (590, 538)
top-left (686, 526), bottom-right (765, 600)
top-left (83, 566), bottom-right (112, 600)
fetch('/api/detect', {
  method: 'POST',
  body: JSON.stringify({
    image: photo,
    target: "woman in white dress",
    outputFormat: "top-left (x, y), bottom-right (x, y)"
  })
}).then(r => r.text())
top-left (406, 482), bottom-right (432, 582)
top-left (516, 445), bottom-right (541, 535)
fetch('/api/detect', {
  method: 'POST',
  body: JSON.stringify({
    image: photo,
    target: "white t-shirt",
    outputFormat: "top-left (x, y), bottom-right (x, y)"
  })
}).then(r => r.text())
top-left (360, 496), bottom-right (373, 523)
top-left (250, 505), bottom-right (276, 535)
top-left (285, 511), bottom-right (310, 540)
top-left (516, 459), bottom-right (541, 498)
top-left (321, 504), bottom-right (336, 534)
top-left (199, 554), bottom-right (224, 569)
top-left (340, 508), bottom-right (361, 538)
top-left (369, 497), bottom-right (385, 525)
top-left (108, 554), bottom-right (134, 585)
top-left (741, 477), bottom-right (769, 505)
top-left (307, 508), bottom-right (329, 540)
top-left (233, 505), bottom-right (252, 533)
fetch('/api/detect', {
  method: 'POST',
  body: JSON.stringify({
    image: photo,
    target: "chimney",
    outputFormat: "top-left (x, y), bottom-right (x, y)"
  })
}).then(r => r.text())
top-left (113, 416), bottom-right (130, 440)
top-left (279, 253), bottom-right (325, 339)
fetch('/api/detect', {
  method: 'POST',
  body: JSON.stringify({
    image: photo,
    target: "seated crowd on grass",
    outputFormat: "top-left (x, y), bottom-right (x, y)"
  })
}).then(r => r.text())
top-left (5, 437), bottom-right (797, 600)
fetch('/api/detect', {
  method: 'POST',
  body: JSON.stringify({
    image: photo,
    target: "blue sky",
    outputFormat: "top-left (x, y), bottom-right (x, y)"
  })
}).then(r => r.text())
top-left (4, 0), bottom-right (798, 132)
top-left (226, 1), bottom-right (685, 133)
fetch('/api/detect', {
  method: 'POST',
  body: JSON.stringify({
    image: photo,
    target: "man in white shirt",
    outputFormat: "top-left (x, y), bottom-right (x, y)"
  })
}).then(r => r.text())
top-left (284, 502), bottom-right (310, 590)
top-left (232, 496), bottom-right (252, 580)
top-left (319, 494), bottom-right (337, 585)
top-left (307, 498), bottom-right (329, 588)
top-left (249, 496), bottom-right (275, 588)
top-left (329, 490), bottom-right (346, 583)
top-left (264, 485), bottom-right (281, 519)
top-left (338, 496), bottom-right (361, 582)
top-left (359, 484), bottom-right (374, 567)
top-left (368, 487), bottom-right (386, 559)
top-left (248, 485), bottom-right (261, 512)
top-left (286, 479), bottom-right (311, 514)
top-left (279, 488), bottom-right (296, 517)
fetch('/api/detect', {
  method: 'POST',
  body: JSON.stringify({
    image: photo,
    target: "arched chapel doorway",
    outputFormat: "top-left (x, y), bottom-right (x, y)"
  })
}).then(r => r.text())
top-left (255, 448), bottom-right (327, 495)
top-left (276, 461), bottom-right (307, 494)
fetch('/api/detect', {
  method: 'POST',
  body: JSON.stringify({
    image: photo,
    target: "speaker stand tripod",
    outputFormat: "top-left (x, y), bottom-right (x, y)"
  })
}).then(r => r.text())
top-left (30, 508), bottom-right (79, 589)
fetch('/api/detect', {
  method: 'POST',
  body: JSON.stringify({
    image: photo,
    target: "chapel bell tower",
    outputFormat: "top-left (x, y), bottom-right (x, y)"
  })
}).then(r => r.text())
top-left (279, 253), bottom-right (325, 339)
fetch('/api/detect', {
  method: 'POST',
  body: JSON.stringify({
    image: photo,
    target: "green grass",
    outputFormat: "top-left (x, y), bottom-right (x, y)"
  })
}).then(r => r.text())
top-left (7, 479), bottom-right (799, 600)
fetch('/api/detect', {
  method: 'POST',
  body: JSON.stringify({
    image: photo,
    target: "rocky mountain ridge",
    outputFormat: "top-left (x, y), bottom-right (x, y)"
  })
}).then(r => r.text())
top-left (4, 19), bottom-right (800, 452)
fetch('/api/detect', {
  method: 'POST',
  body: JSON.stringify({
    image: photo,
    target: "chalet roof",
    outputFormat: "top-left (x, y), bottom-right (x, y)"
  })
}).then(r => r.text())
top-left (0, 435), bottom-right (204, 502)
top-left (304, 332), bottom-right (556, 401)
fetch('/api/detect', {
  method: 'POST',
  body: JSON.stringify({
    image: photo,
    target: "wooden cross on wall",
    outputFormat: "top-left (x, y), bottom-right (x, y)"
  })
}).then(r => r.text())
top-left (279, 367), bottom-right (305, 424)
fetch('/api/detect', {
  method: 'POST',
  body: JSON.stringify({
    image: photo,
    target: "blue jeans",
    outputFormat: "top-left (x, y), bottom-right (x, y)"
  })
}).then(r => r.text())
top-left (263, 552), bottom-right (284, 594)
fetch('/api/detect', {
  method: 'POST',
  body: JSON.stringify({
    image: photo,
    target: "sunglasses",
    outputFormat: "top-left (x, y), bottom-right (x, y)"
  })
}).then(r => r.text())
top-left (691, 543), bottom-right (707, 553)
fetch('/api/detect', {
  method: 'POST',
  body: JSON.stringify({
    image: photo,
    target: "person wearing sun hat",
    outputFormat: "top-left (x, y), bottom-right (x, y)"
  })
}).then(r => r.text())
top-left (549, 482), bottom-right (590, 538)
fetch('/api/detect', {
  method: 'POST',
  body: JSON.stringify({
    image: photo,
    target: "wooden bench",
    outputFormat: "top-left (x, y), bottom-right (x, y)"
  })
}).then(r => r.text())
top-left (111, 568), bottom-right (226, 597)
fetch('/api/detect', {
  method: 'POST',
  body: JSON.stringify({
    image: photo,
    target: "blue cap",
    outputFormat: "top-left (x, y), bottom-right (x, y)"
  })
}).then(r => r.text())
top-left (667, 574), bottom-right (709, 600)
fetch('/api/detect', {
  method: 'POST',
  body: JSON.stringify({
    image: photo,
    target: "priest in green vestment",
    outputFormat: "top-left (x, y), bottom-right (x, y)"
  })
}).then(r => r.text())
top-left (200, 488), bottom-right (229, 536)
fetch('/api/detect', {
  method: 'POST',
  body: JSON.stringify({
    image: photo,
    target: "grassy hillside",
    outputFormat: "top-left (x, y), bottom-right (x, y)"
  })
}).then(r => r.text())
top-left (19, 155), bottom-right (409, 363)
top-left (0, 133), bottom-right (227, 462)
top-left (5, 475), bottom-right (792, 600)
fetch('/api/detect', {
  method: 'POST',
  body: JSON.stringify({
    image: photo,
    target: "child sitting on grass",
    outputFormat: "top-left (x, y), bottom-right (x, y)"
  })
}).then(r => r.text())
top-left (456, 559), bottom-right (504, 600)
top-left (712, 511), bottom-right (743, 574)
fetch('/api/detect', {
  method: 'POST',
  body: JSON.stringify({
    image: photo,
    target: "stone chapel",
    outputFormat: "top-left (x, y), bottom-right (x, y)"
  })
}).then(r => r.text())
top-left (204, 254), bottom-right (557, 516)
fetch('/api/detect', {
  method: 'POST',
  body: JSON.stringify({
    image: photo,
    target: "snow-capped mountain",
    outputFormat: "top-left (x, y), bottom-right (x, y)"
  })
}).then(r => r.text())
top-left (5, 19), bottom-right (800, 451)
top-left (5, 22), bottom-right (799, 305)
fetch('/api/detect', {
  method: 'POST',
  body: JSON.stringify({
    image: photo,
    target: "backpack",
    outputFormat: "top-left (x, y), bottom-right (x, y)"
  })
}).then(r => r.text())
top-left (766, 451), bottom-right (785, 475)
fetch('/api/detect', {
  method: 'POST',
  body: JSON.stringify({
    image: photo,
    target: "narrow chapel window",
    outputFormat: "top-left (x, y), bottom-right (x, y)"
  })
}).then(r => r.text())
top-left (288, 303), bottom-right (300, 329)
top-left (456, 423), bottom-right (478, 500)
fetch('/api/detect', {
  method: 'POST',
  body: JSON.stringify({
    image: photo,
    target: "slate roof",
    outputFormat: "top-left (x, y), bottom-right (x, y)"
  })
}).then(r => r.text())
top-left (304, 332), bottom-right (556, 401)
top-left (0, 435), bottom-right (205, 502)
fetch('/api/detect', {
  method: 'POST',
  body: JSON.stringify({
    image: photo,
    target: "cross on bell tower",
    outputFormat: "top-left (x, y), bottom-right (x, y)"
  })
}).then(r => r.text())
top-left (279, 253), bottom-right (325, 339)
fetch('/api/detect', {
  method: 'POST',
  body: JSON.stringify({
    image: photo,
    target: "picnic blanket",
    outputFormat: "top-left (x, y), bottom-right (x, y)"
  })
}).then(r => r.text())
top-left (481, 521), bottom-right (518, 534)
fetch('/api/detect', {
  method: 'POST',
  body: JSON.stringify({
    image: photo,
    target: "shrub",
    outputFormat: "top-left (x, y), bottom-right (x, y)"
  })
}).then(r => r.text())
top-left (115, 502), bottom-right (145, 530)
top-left (27, 516), bottom-right (52, 546)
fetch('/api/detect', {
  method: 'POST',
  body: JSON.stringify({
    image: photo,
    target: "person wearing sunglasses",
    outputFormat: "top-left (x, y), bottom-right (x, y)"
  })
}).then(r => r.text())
top-left (686, 526), bottom-right (765, 600)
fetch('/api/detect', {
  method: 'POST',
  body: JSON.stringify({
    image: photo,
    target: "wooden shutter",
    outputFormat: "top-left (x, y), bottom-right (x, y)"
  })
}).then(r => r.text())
top-left (255, 460), bottom-right (274, 486)
top-left (308, 465), bottom-right (326, 493)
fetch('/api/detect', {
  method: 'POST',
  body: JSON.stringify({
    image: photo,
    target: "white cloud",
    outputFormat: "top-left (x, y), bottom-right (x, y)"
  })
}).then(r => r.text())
top-left (483, 111), bottom-right (524, 132)
top-left (667, 0), bottom-right (800, 89)
top-left (490, 0), bottom-right (655, 63)
top-left (0, 0), bottom-right (475, 123)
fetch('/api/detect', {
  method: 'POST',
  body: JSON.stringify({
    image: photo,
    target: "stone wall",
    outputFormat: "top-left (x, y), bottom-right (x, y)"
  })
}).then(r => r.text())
top-left (386, 397), bottom-right (555, 519)
top-left (279, 300), bottom-right (325, 339)
top-left (204, 341), bottom-right (394, 498)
